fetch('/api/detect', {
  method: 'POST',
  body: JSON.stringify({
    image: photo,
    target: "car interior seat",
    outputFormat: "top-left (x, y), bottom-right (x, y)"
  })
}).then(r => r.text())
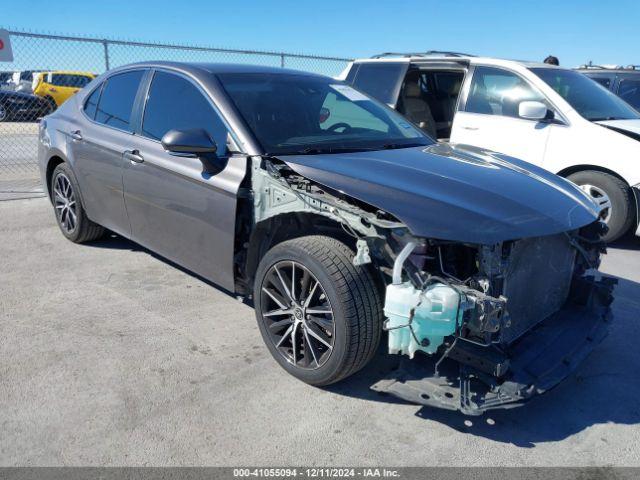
top-left (399, 79), bottom-right (438, 139)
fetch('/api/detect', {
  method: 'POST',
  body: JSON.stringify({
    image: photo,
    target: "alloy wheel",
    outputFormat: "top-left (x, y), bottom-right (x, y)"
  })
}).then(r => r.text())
top-left (53, 172), bottom-right (78, 233)
top-left (580, 184), bottom-right (612, 223)
top-left (260, 260), bottom-right (335, 369)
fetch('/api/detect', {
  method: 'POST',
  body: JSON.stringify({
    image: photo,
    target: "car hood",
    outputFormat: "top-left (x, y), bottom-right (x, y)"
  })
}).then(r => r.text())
top-left (276, 143), bottom-right (600, 244)
top-left (595, 119), bottom-right (640, 138)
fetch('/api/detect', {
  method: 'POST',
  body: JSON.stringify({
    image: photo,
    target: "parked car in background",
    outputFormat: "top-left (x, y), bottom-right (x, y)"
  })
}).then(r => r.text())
top-left (577, 64), bottom-right (640, 112)
top-left (38, 62), bottom-right (615, 415)
top-left (1, 70), bottom-right (46, 93)
top-left (0, 89), bottom-right (52, 122)
top-left (0, 71), bottom-right (14, 89)
top-left (340, 52), bottom-right (640, 242)
top-left (33, 71), bottom-right (95, 109)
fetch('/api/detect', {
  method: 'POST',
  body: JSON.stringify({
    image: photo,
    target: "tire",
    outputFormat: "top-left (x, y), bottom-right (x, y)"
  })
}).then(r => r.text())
top-left (567, 170), bottom-right (634, 243)
top-left (253, 235), bottom-right (383, 386)
top-left (0, 102), bottom-right (9, 122)
top-left (50, 163), bottom-right (105, 243)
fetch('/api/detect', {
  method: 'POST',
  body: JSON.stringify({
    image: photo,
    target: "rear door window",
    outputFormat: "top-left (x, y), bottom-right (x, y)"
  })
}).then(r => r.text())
top-left (51, 74), bottom-right (92, 88)
top-left (94, 70), bottom-right (144, 132)
top-left (351, 63), bottom-right (408, 105)
top-left (141, 71), bottom-right (229, 155)
top-left (83, 84), bottom-right (102, 119)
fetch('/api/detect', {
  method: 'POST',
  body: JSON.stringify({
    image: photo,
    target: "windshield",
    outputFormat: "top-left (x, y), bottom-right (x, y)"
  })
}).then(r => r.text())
top-left (217, 73), bottom-right (433, 155)
top-left (531, 68), bottom-right (640, 121)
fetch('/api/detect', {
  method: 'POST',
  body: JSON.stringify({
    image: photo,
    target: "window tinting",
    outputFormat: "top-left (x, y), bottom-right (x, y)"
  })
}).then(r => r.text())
top-left (466, 66), bottom-right (545, 117)
top-left (51, 74), bottom-right (92, 88)
top-left (217, 73), bottom-right (430, 155)
top-left (618, 78), bottom-right (640, 111)
top-left (352, 63), bottom-right (406, 104)
top-left (141, 71), bottom-right (229, 155)
top-left (83, 84), bottom-right (102, 119)
top-left (95, 71), bottom-right (144, 131)
top-left (532, 68), bottom-right (640, 121)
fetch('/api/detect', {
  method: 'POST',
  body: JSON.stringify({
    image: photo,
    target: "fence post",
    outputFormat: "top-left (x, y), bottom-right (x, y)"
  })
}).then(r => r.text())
top-left (102, 40), bottom-right (110, 71)
top-left (280, 53), bottom-right (285, 68)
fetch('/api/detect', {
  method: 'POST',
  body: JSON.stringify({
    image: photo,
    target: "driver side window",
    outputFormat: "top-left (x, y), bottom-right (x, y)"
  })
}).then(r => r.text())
top-left (320, 91), bottom-right (389, 133)
top-left (142, 71), bottom-right (230, 156)
top-left (466, 66), bottom-right (545, 118)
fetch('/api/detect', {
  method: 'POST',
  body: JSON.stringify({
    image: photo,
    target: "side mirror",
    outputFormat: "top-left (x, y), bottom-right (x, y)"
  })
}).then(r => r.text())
top-left (161, 128), bottom-right (223, 174)
top-left (518, 101), bottom-right (549, 121)
top-left (161, 128), bottom-right (218, 155)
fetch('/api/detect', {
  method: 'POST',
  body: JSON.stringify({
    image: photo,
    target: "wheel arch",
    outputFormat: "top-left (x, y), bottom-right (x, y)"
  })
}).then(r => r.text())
top-left (242, 212), bottom-right (356, 292)
top-left (556, 164), bottom-right (630, 186)
top-left (45, 155), bottom-right (66, 200)
top-left (558, 164), bottom-right (638, 238)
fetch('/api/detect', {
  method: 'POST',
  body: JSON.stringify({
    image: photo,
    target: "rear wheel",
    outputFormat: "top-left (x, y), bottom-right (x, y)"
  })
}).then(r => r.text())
top-left (567, 170), bottom-right (633, 242)
top-left (254, 236), bottom-right (383, 386)
top-left (51, 163), bottom-right (105, 243)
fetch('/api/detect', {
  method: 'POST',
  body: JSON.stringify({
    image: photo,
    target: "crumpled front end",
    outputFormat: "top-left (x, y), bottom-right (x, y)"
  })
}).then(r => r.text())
top-left (372, 221), bottom-right (617, 415)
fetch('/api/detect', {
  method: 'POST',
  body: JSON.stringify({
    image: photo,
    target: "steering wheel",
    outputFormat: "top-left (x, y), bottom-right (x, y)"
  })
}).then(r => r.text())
top-left (327, 122), bottom-right (352, 133)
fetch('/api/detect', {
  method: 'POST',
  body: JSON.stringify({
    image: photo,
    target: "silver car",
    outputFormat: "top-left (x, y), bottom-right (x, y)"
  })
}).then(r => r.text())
top-left (39, 62), bottom-right (615, 415)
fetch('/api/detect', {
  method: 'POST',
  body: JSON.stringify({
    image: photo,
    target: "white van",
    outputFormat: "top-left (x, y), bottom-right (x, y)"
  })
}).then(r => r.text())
top-left (341, 52), bottom-right (640, 241)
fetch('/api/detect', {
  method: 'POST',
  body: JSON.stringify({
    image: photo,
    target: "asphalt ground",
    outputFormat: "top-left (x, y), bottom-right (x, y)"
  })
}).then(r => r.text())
top-left (1, 197), bottom-right (639, 466)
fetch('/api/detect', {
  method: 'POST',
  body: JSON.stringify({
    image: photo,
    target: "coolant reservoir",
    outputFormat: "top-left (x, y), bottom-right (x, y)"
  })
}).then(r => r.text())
top-left (384, 282), bottom-right (461, 357)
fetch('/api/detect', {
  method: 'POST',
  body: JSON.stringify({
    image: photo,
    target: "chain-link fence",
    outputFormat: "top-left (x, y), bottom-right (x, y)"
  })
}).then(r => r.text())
top-left (0, 29), bottom-right (352, 199)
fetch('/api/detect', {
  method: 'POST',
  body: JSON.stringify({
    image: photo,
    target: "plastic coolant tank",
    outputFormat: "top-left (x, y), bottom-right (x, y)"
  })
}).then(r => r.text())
top-left (384, 282), bottom-right (460, 357)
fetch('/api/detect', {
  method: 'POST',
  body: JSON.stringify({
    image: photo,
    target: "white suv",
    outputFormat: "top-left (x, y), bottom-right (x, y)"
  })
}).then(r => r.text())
top-left (340, 52), bottom-right (640, 242)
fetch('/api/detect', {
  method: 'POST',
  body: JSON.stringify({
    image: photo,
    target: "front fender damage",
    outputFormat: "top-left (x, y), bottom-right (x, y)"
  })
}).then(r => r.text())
top-left (248, 156), bottom-right (617, 416)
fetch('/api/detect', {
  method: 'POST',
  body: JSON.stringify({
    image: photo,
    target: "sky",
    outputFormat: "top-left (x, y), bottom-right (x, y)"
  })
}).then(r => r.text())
top-left (3, 0), bottom-right (640, 68)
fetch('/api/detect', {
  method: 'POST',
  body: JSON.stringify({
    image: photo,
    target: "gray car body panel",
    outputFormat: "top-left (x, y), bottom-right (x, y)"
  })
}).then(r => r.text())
top-left (277, 143), bottom-right (600, 244)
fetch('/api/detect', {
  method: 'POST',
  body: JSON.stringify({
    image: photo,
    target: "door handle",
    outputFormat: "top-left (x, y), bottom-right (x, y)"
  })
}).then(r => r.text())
top-left (49, 88), bottom-right (57, 93)
top-left (123, 149), bottom-right (144, 164)
top-left (461, 125), bottom-right (479, 131)
top-left (69, 130), bottom-right (83, 141)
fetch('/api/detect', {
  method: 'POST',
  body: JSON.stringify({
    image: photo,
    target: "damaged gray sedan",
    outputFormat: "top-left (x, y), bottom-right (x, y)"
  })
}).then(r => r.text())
top-left (39, 62), bottom-right (616, 415)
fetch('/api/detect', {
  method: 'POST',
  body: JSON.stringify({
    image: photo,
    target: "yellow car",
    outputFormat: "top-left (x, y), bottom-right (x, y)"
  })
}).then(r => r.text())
top-left (33, 71), bottom-right (96, 109)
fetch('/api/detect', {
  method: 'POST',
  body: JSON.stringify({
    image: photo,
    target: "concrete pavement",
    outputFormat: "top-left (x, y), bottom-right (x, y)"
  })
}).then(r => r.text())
top-left (1, 197), bottom-right (639, 466)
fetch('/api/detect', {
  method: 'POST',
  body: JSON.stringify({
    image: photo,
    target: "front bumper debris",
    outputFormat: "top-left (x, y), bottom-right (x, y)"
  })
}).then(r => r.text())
top-left (371, 275), bottom-right (616, 415)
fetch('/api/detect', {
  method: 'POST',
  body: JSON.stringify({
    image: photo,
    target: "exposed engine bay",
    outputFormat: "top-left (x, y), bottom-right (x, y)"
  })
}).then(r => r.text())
top-left (373, 223), bottom-right (615, 414)
top-left (249, 156), bottom-right (616, 415)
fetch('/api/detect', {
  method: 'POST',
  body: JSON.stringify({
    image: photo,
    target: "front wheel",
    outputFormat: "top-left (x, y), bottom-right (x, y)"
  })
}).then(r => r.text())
top-left (253, 236), bottom-right (383, 386)
top-left (568, 170), bottom-right (634, 243)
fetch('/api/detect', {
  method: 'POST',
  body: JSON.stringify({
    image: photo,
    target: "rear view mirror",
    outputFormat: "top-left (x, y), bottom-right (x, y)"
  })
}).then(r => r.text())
top-left (518, 101), bottom-right (549, 121)
top-left (161, 128), bottom-right (218, 155)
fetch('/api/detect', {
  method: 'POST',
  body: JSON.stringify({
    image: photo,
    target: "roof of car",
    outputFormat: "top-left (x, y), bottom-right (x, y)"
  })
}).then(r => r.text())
top-left (112, 61), bottom-right (328, 78)
top-left (44, 70), bottom-right (96, 76)
top-left (352, 55), bottom-right (562, 70)
top-left (576, 65), bottom-right (640, 73)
